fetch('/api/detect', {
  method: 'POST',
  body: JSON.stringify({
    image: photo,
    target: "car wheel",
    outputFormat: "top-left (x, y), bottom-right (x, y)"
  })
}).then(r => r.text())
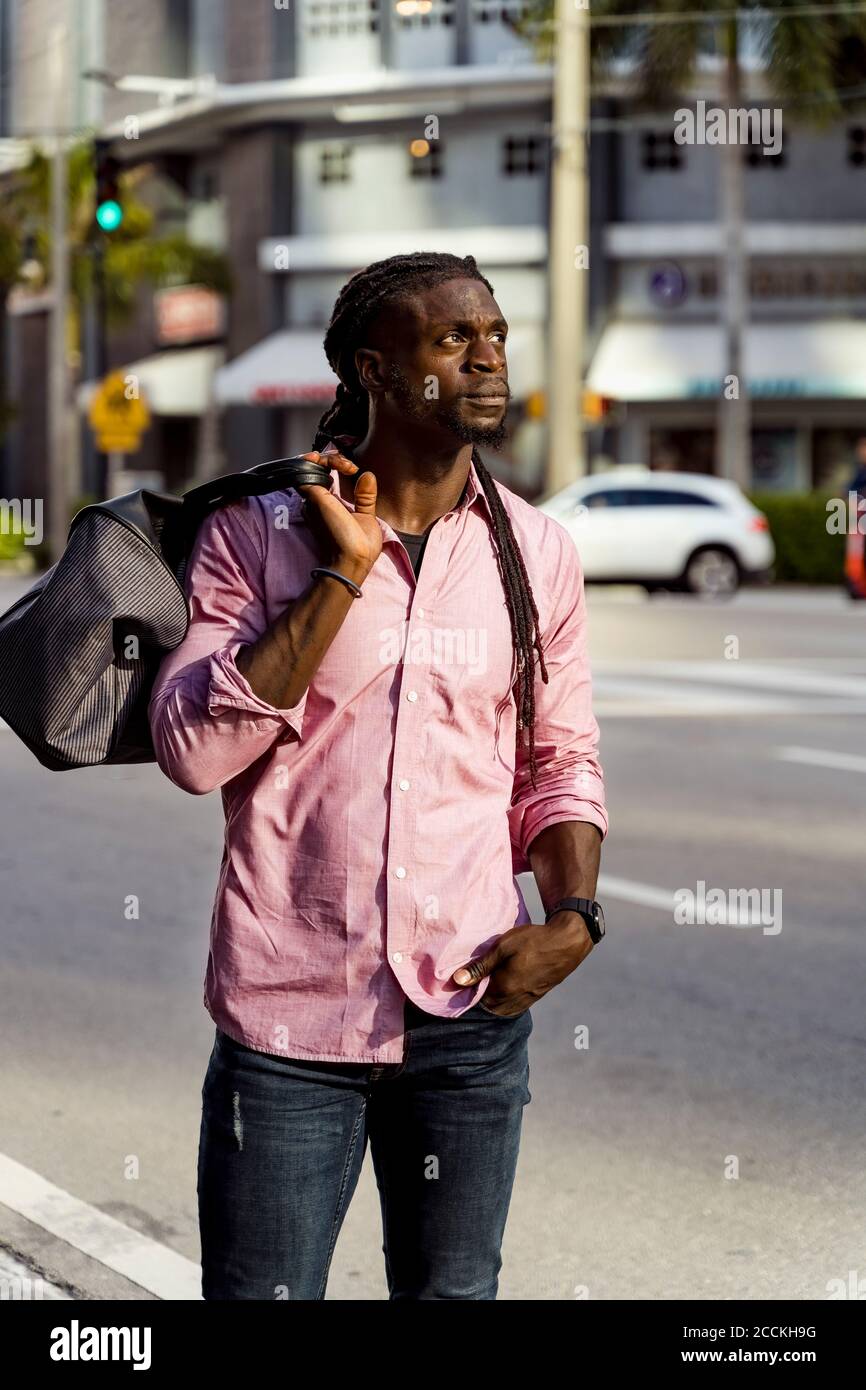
top-left (684, 547), bottom-right (740, 597)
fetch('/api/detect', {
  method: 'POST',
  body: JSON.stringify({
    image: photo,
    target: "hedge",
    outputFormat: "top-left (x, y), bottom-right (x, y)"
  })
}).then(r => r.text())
top-left (747, 491), bottom-right (848, 585)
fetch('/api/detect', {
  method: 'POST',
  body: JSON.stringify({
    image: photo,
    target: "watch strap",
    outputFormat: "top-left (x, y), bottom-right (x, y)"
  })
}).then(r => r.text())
top-left (544, 896), bottom-right (603, 942)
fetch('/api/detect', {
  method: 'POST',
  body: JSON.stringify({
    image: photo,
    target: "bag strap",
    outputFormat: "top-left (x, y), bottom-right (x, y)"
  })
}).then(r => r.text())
top-left (180, 456), bottom-right (332, 523)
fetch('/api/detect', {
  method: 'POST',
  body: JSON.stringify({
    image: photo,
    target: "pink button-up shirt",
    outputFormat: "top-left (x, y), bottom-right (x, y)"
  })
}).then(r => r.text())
top-left (148, 454), bottom-right (607, 1062)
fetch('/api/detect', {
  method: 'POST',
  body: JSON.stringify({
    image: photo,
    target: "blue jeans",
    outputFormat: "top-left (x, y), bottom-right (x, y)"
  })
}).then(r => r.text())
top-left (197, 995), bottom-right (533, 1300)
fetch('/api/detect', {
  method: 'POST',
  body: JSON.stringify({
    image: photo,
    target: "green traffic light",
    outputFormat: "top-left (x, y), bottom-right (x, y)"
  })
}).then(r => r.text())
top-left (96, 199), bottom-right (123, 232)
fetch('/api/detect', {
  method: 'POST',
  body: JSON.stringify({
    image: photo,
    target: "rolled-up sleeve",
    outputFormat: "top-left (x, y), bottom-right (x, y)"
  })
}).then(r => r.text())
top-left (507, 524), bottom-right (608, 873)
top-left (148, 497), bottom-right (308, 795)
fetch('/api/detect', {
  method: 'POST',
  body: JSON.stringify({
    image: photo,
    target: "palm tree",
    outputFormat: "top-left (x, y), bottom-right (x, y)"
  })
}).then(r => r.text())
top-left (522, 0), bottom-right (866, 487)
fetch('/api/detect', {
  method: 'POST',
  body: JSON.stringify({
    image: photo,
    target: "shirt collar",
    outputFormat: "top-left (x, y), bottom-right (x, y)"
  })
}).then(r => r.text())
top-left (321, 442), bottom-right (494, 526)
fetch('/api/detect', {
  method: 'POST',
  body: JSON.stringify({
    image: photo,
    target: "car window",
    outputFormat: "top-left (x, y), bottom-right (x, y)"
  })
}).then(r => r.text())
top-left (582, 489), bottom-right (641, 508)
top-left (632, 488), bottom-right (718, 507)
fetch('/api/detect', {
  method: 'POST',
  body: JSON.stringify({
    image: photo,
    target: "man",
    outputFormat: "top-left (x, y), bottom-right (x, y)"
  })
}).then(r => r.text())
top-left (149, 251), bottom-right (608, 1301)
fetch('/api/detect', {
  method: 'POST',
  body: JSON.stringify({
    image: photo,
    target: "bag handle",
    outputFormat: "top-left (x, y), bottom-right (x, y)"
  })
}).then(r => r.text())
top-left (180, 456), bottom-right (332, 522)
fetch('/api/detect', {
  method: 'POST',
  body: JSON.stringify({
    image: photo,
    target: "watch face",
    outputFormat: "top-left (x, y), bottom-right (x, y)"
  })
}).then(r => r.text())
top-left (593, 902), bottom-right (605, 938)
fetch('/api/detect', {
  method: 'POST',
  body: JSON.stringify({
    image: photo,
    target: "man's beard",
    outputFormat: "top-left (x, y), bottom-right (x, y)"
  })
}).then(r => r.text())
top-left (386, 365), bottom-right (509, 449)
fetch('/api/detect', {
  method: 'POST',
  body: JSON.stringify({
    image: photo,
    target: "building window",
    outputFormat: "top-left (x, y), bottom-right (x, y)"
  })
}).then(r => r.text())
top-left (847, 126), bottom-right (866, 166)
top-left (503, 136), bottom-right (545, 176)
top-left (306, 0), bottom-right (380, 38)
top-left (409, 142), bottom-right (444, 178)
top-left (319, 145), bottom-right (353, 183)
top-left (641, 132), bottom-right (682, 170)
top-left (394, 0), bottom-right (455, 27)
top-left (744, 143), bottom-right (786, 167)
top-left (472, 2), bottom-right (530, 23)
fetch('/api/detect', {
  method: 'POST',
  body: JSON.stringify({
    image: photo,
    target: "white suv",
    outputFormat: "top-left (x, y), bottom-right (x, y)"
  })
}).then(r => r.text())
top-left (536, 469), bottom-right (775, 596)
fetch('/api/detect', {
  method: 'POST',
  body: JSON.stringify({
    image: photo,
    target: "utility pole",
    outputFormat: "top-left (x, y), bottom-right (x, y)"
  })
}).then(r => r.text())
top-left (92, 236), bottom-right (109, 499)
top-left (547, 0), bottom-right (590, 493)
top-left (717, 47), bottom-right (751, 491)
top-left (48, 24), bottom-right (70, 566)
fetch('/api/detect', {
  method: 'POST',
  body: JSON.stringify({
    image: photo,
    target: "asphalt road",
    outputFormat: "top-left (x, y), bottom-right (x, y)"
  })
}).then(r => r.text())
top-left (1, 578), bottom-right (864, 1300)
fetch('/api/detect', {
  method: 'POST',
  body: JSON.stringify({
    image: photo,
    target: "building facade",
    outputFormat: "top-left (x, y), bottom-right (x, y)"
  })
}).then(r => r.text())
top-left (1, 0), bottom-right (864, 511)
top-left (590, 99), bottom-right (866, 493)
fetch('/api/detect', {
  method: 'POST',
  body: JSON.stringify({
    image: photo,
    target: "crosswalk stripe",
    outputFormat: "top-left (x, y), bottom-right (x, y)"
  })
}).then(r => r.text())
top-left (774, 745), bottom-right (866, 774)
top-left (597, 874), bottom-right (676, 911)
top-left (593, 661), bottom-right (866, 718)
top-left (0, 1151), bottom-right (201, 1300)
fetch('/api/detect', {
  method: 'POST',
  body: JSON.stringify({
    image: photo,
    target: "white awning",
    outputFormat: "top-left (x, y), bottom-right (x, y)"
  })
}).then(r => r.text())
top-left (77, 345), bottom-right (224, 416)
top-left (587, 320), bottom-right (866, 401)
top-left (214, 331), bottom-right (337, 406)
top-left (214, 324), bottom-right (543, 407)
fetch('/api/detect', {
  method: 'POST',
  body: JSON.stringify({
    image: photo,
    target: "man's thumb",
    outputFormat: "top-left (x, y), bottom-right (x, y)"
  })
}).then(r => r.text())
top-left (352, 469), bottom-right (377, 515)
top-left (452, 949), bottom-right (498, 987)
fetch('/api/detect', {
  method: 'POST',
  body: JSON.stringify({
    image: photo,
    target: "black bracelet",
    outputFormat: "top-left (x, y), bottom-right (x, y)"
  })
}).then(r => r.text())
top-left (310, 566), bottom-right (364, 598)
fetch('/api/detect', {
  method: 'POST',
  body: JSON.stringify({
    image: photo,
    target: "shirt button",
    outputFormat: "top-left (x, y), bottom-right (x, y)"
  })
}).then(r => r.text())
top-left (392, 952), bottom-right (403, 964)
top-left (406, 690), bottom-right (418, 702)
top-left (395, 866), bottom-right (406, 879)
top-left (398, 778), bottom-right (410, 791)
top-left (417, 608), bottom-right (424, 618)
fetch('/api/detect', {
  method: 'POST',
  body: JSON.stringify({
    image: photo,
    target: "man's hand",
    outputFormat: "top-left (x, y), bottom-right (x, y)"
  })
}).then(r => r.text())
top-left (451, 912), bottom-right (595, 1017)
top-left (297, 447), bottom-right (382, 584)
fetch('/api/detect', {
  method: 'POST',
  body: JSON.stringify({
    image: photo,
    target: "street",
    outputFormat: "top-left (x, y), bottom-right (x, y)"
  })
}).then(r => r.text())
top-left (1, 578), bottom-right (864, 1300)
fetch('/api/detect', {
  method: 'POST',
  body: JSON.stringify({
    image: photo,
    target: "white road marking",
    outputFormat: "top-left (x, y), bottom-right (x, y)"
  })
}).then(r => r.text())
top-left (603, 660), bottom-right (866, 698)
top-left (597, 874), bottom-right (787, 929)
top-left (593, 661), bottom-right (866, 718)
top-left (0, 1152), bottom-right (201, 1300)
top-left (597, 874), bottom-right (676, 911)
top-left (775, 745), bottom-right (866, 775)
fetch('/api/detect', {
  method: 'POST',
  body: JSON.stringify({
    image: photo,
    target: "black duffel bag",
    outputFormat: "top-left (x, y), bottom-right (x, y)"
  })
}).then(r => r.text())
top-left (0, 456), bottom-right (331, 770)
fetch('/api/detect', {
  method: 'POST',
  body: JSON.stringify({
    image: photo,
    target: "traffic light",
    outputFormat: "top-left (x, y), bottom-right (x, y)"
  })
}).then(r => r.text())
top-left (93, 140), bottom-right (123, 232)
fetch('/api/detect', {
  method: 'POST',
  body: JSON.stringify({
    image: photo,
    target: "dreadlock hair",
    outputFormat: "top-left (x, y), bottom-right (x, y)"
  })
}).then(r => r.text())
top-left (315, 250), bottom-right (549, 789)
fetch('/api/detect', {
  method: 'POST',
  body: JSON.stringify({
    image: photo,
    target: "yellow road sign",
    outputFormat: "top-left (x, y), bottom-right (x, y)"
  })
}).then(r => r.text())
top-left (88, 371), bottom-right (151, 454)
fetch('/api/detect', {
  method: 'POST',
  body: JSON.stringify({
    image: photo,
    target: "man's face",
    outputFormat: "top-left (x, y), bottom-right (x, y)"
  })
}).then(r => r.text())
top-left (857, 437), bottom-right (866, 465)
top-left (363, 277), bottom-right (511, 447)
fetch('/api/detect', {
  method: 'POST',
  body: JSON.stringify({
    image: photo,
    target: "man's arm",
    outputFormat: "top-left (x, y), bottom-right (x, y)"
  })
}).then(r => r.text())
top-left (528, 819), bottom-right (602, 915)
top-left (149, 452), bottom-right (380, 797)
top-left (234, 552), bottom-right (368, 711)
top-left (235, 453), bottom-right (379, 709)
top-left (148, 499), bottom-right (366, 795)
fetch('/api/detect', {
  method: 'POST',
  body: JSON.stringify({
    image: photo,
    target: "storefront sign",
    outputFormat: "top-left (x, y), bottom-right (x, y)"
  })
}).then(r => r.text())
top-left (155, 285), bottom-right (225, 346)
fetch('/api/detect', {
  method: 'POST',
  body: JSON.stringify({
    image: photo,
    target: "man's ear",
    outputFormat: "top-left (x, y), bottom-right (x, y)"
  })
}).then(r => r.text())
top-left (355, 347), bottom-right (387, 394)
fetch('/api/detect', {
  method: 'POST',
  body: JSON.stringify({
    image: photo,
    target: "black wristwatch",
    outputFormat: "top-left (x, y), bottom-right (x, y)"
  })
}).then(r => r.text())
top-left (544, 896), bottom-right (606, 944)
